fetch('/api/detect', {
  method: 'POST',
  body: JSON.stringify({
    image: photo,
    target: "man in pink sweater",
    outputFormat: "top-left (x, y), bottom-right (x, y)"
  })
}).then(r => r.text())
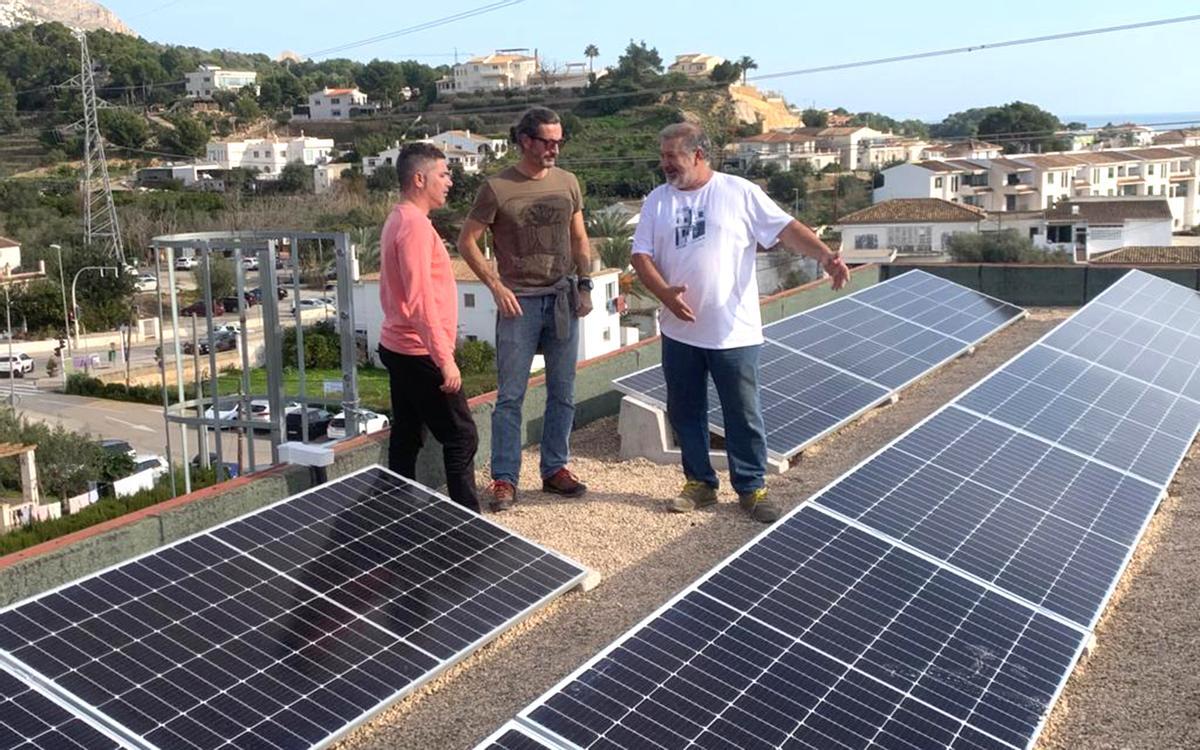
top-left (378, 143), bottom-right (479, 511)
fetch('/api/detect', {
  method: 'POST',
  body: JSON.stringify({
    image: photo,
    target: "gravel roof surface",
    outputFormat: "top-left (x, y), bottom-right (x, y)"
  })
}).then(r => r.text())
top-left (337, 308), bottom-right (1200, 750)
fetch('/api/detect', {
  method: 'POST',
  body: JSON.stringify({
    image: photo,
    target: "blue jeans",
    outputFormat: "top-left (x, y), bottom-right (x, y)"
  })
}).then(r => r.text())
top-left (661, 336), bottom-right (767, 495)
top-left (492, 294), bottom-right (579, 483)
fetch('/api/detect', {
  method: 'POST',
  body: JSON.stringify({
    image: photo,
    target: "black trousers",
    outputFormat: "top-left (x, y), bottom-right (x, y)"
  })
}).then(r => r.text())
top-left (379, 346), bottom-right (480, 511)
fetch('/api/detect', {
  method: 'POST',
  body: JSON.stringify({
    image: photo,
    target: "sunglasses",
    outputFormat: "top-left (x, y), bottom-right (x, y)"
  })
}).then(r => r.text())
top-left (527, 135), bottom-right (568, 149)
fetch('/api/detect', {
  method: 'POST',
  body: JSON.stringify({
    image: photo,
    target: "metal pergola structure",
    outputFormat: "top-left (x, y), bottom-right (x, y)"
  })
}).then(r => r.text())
top-left (149, 230), bottom-right (360, 495)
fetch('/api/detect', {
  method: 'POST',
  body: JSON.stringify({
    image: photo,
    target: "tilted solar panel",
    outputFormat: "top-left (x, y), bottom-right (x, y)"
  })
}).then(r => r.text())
top-left (614, 270), bottom-right (1025, 459)
top-left (0, 466), bottom-right (587, 750)
top-left (0, 661), bottom-right (124, 750)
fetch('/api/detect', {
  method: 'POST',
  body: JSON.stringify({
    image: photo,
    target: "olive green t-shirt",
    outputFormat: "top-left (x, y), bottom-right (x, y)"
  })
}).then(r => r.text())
top-left (467, 166), bottom-right (582, 288)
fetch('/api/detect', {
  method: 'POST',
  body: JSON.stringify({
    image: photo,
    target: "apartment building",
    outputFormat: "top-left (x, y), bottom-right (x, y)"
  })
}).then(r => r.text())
top-left (206, 136), bottom-right (334, 178)
top-left (185, 65), bottom-right (258, 99)
top-left (876, 146), bottom-right (1200, 229)
top-left (298, 87), bottom-right (375, 121)
top-left (837, 199), bottom-right (986, 261)
top-left (437, 51), bottom-right (539, 94)
top-left (729, 132), bottom-right (839, 172)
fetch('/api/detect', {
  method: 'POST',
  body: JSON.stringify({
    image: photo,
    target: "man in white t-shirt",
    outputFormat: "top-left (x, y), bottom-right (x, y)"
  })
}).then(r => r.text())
top-left (631, 122), bottom-right (849, 522)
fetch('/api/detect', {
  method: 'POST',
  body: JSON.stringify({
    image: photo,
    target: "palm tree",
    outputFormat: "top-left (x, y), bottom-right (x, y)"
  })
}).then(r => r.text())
top-left (584, 44), bottom-right (599, 74)
top-left (351, 226), bottom-right (381, 274)
top-left (737, 55), bottom-right (757, 86)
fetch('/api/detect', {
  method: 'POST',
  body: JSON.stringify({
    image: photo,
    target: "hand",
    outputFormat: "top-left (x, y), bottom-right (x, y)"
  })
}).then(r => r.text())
top-left (576, 289), bottom-right (593, 317)
top-left (492, 283), bottom-right (522, 318)
top-left (440, 361), bottom-right (462, 393)
top-left (662, 285), bottom-right (696, 323)
top-left (822, 253), bottom-right (850, 291)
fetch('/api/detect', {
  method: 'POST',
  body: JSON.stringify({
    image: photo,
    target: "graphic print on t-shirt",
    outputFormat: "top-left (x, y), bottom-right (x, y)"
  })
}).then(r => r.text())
top-left (674, 205), bottom-right (707, 248)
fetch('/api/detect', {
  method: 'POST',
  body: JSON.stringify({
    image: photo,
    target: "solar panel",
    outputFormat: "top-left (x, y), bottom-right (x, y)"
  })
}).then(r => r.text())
top-left (506, 507), bottom-right (1086, 750)
top-left (0, 466), bottom-right (587, 750)
top-left (477, 722), bottom-right (559, 749)
top-left (614, 270), bottom-right (1025, 458)
top-left (0, 661), bottom-right (124, 750)
top-left (491, 269), bottom-right (1200, 750)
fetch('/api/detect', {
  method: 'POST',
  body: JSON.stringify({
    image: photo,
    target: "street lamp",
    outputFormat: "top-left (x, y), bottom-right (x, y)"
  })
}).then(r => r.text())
top-left (50, 244), bottom-right (69, 386)
top-left (70, 265), bottom-right (117, 360)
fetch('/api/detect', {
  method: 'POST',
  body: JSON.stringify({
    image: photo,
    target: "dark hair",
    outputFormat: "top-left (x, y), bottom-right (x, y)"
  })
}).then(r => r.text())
top-left (510, 106), bottom-right (561, 147)
top-left (395, 142), bottom-right (445, 189)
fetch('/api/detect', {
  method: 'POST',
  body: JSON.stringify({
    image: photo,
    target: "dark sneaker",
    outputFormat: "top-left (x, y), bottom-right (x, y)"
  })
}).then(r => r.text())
top-left (668, 480), bottom-right (718, 513)
top-left (489, 480), bottom-right (517, 512)
top-left (738, 488), bottom-right (781, 523)
top-left (542, 468), bottom-right (587, 497)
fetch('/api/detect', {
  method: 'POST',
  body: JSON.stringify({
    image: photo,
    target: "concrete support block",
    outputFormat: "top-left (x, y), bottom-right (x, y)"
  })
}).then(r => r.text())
top-left (617, 396), bottom-right (787, 474)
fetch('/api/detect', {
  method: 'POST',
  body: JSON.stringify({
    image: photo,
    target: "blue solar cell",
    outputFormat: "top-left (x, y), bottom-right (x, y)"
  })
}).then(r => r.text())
top-left (476, 724), bottom-right (558, 749)
top-left (0, 466), bottom-right (586, 750)
top-left (0, 665), bottom-right (122, 750)
top-left (519, 508), bottom-right (1085, 750)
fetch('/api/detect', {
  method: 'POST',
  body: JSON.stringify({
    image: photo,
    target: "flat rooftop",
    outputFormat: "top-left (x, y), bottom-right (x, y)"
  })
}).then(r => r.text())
top-left (333, 307), bottom-right (1200, 749)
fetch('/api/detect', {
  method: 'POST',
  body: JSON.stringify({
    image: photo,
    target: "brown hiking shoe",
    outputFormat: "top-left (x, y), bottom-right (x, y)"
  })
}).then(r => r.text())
top-left (489, 480), bottom-right (517, 512)
top-left (668, 480), bottom-right (718, 513)
top-left (542, 468), bottom-right (587, 497)
top-left (738, 488), bottom-right (781, 523)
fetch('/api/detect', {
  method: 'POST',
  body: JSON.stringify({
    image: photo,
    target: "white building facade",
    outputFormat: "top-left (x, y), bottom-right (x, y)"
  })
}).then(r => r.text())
top-left (301, 87), bottom-right (373, 121)
top-left (206, 136), bottom-right (334, 178)
top-left (185, 65), bottom-right (258, 99)
top-left (438, 52), bottom-right (538, 95)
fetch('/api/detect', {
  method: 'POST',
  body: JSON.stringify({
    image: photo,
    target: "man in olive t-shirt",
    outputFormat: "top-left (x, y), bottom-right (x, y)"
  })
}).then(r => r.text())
top-left (458, 107), bottom-right (593, 512)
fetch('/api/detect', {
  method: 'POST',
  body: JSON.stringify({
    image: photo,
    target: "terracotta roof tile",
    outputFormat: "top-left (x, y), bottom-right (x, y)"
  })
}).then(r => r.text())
top-left (1090, 246), bottom-right (1200, 264)
top-left (838, 198), bottom-right (987, 225)
top-left (1045, 199), bottom-right (1173, 222)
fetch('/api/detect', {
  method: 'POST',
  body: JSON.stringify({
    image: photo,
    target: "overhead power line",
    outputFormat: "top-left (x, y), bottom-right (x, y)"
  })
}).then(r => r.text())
top-left (301, 1), bottom-right (526, 59)
top-left (750, 14), bottom-right (1200, 82)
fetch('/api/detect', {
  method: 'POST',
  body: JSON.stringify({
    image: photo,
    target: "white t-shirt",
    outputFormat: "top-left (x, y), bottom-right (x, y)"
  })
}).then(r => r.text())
top-left (632, 171), bottom-right (794, 349)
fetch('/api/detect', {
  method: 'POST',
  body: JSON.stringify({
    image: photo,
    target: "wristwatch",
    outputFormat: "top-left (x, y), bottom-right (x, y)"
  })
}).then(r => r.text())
top-left (576, 276), bottom-right (593, 292)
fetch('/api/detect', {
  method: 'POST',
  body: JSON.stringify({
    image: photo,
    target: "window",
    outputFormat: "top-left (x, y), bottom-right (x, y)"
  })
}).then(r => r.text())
top-left (1046, 225), bottom-right (1072, 243)
top-left (1108, 167), bottom-right (1115, 178)
top-left (1148, 164), bottom-right (1155, 175)
top-left (1061, 172), bottom-right (1069, 187)
top-left (1046, 173), bottom-right (1054, 185)
top-left (1029, 227), bottom-right (1040, 239)
top-left (1005, 195), bottom-right (1017, 211)
top-left (1007, 173), bottom-right (1021, 186)
top-left (464, 293), bottom-right (475, 308)
top-left (332, 110), bottom-right (342, 117)
top-left (252, 151), bottom-right (259, 158)
top-left (1092, 169), bottom-right (1100, 183)
top-left (853, 234), bottom-right (879, 249)
top-left (934, 177), bottom-right (943, 188)
top-left (331, 97), bottom-right (341, 104)
top-left (951, 176), bottom-right (959, 191)
top-left (602, 328), bottom-right (612, 341)
top-left (466, 335), bottom-right (477, 342)
top-left (886, 225), bottom-right (933, 254)
top-left (606, 282), bottom-right (616, 298)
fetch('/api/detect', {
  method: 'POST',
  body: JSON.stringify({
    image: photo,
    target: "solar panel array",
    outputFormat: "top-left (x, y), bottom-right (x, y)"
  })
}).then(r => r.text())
top-left (0, 662), bottom-right (122, 750)
top-left (489, 270), bottom-right (1200, 750)
top-left (0, 466), bottom-right (587, 750)
top-left (614, 270), bottom-right (1025, 458)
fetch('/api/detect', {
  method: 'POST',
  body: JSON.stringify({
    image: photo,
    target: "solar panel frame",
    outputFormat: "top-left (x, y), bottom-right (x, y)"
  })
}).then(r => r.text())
top-left (614, 270), bottom-right (1026, 460)
top-left (475, 721), bottom-right (561, 750)
top-left (505, 506), bottom-right (1090, 750)
top-left (0, 658), bottom-right (130, 750)
top-left (0, 465), bottom-right (588, 750)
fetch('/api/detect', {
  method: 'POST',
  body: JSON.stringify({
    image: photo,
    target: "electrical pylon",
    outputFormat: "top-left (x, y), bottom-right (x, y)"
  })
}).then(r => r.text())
top-left (67, 30), bottom-right (125, 265)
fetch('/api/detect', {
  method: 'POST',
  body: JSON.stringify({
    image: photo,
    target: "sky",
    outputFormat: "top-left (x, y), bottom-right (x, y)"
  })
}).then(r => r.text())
top-left (107, 0), bottom-right (1200, 124)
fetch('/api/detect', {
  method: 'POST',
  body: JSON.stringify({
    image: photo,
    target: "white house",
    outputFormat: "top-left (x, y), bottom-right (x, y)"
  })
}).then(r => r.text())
top-left (438, 51), bottom-right (539, 95)
top-left (135, 163), bottom-right (222, 189)
top-left (1038, 197), bottom-right (1174, 262)
top-left (426, 130), bottom-right (508, 160)
top-left (185, 64), bottom-right (258, 99)
top-left (297, 87), bottom-right (375, 121)
top-left (0, 236), bottom-right (20, 274)
top-left (206, 136), bottom-right (334, 178)
top-left (668, 53), bottom-right (725, 78)
top-left (730, 131), bottom-right (840, 172)
top-left (1154, 129), bottom-right (1200, 147)
top-left (314, 163), bottom-right (354, 195)
top-left (788, 126), bottom-right (892, 170)
top-left (353, 258), bottom-right (634, 370)
top-left (836, 199), bottom-right (987, 261)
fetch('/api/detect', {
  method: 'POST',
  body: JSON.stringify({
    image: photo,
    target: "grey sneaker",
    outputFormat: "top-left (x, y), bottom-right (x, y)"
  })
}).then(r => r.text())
top-left (738, 488), bottom-right (781, 523)
top-left (668, 480), bottom-right (718, 513)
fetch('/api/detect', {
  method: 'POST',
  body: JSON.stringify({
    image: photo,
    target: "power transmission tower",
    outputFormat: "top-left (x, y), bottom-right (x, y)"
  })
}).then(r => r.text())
top-left (67, 30), bottom-right (125, 265)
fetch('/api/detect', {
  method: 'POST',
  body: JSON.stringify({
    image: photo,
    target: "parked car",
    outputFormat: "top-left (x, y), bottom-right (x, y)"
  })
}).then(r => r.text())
top-left (111, 454), bottom-right (169, 498)
top-left (220, 293), bottom-right (256, 311)
top-left (212, 323), bottom-right (241, 336)
top-left (181, 300), bottom-right (225, 317)
top-left (285, 408), bottom-right (334, 441)
top-left (203, 398), bottom-right (241, 423)
top-left (182, 331), bottom-right (237, 355)
top-left (250, 286), bottom-right (287, 300)
top-left (0, 352), bottom-right (34, 377)
top-left (327, 410), bottom-right (390, 440)
top-left (243, 256), bottom-right (259, 271)
top-left (174, 256), bottom-right (198, 271)
top-left (135, 273), bottom-right (158, 292)
top-left (189, 452), bottom-right (240, 480)
top-left (97, 438), bottom-right (137, 460)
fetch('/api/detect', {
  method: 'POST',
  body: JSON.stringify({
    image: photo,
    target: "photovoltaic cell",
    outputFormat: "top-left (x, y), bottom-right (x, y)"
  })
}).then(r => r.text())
top-left (0, 466), bottom-right (586, 750)
top-left (0, 662), bottom-right (122, 750)
top-left (512, 508), bottom-right (1085, 750)
top-left (477, 722), bottom-right (558, 750)
top-left (614, 270), bottom-right (1025, 458)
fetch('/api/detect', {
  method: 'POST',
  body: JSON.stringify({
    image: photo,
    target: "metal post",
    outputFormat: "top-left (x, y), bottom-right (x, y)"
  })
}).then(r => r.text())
top-left (4, 286), bottom-right (13, 407)
top-left (191, 312), bottom-right (208, 470)
top-left (200, 244), bottom-right (224, 479)
top-left (234, 247), bottom-right (255, 473)
top-left (259, 240), bottom-right (285, 464)
top-left (71, 265), bottom-right (117, 352)
top-left (335, 232), bottom-right (360, 437)
top-left (51, 244), bottom-right (69, 387)
top-left (291, 242), bottom-right (309, 441)
top-left (165, 248), bottom-right (191, 494)
top-left (152, 247), bottom-right (177, 498)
